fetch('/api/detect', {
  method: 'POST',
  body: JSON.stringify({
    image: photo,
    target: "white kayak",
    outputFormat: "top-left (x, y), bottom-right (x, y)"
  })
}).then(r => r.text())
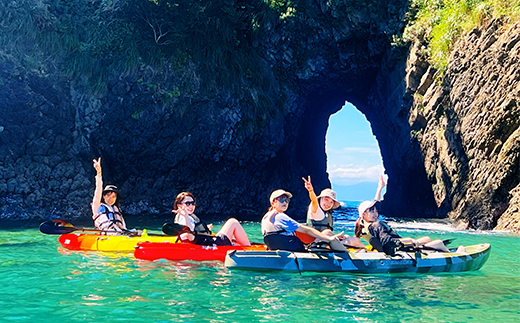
top-left (224, 243), bottom-right (491, 274)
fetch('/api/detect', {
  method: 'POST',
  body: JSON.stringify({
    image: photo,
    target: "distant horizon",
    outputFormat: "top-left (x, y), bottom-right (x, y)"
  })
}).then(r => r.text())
top-left (331, 181), bottom-right (387, 202)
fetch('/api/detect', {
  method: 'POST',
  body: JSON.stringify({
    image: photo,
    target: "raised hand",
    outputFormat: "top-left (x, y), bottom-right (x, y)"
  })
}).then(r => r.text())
top-left (93, 157), bottom-right (102, 175)
top-left (378, 174), bottom-right (387, 189)
top-left (302, 176), bottom-right (314, 192)
top-left (375, 174), bottom-right (387, 202)
top-left (172, 204), bottom-right (189, 217)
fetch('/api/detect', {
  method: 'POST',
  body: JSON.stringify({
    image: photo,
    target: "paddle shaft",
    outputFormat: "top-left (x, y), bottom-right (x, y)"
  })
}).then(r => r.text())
top-left (39, 221), bottom-right (163, 236)
top-left (68, 227), bottom-right (165, 237)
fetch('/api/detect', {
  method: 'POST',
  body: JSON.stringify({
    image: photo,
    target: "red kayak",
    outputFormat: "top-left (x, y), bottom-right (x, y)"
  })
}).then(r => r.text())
top-left (135, 242), bottom-right (266, 262)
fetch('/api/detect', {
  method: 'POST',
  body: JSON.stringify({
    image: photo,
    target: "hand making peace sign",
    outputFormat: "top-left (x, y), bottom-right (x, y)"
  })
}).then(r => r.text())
top-left (302, 175), bottom-right (314, 192)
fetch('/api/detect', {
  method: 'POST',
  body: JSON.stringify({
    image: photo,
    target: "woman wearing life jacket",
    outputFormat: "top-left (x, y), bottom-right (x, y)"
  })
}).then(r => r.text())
top-left (172, 192), bottom-right (251, 246)
top-left (261, 189), bottom-right (346, 252)
top-left (91, 157), bottom-right (136, 234)
top-left (354, 175), bottom-right (449, 255)
top-left (302, 176), bottom-right (365, 248)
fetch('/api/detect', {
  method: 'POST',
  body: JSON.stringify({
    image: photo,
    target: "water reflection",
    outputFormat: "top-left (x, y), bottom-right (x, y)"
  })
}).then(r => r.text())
top-left (0, 222), bottom-right (518, 322)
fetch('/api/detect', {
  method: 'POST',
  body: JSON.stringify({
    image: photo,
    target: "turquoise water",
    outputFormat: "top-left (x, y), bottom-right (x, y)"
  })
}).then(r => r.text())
top-left (1, 208), bottom-right (519, 323)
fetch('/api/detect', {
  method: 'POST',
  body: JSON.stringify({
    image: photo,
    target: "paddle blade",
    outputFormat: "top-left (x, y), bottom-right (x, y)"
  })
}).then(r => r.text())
top-left (443, 238), bottom-right (456, 246)
top-left (39, 220), bottom-right (76, 235)
top-left (162, 223), bottom-right (189, 236)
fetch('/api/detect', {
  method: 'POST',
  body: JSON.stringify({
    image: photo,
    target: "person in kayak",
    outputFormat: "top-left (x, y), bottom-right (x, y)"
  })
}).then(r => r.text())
top-left (302, 176), bottom-right (365, 248)
top-left (354, 176), bottom-right (449, 255)
top-left (261, 189), bottom-right (347, 252)
top-left (172, 192), bottom-right (251, 246)
top-left (91, 157), bottom-right (139, 234)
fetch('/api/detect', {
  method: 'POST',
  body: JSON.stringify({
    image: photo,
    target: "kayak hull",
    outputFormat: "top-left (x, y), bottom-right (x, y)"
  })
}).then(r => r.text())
top-left (58, 233), bottom-right (176, 252)
top-left (225, 243), bottom-right (491, 274)
top-left (135, 242), bottom-right (267, 262)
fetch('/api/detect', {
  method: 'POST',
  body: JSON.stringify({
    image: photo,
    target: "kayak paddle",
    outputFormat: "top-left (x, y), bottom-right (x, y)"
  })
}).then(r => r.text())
top-left (39, 220), bottom-right (162, 236)
top-left (162, 222), bottom-right (190, 236)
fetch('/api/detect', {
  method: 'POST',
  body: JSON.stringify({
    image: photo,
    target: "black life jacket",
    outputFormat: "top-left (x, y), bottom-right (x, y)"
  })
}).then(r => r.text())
top-left (190, 214), bottom-right (212, 235)
top-left (307, 204), bottom-right (334, 231)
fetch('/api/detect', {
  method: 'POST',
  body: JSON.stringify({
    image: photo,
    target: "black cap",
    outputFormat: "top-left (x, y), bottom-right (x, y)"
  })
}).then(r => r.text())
top-left (103, 185), bottom-right (119, 194)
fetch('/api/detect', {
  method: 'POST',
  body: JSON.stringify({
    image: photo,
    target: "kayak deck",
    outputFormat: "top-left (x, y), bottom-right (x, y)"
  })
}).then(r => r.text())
top-left (135, 242), bottom-right (267, 262)
top-left (58, 233), bottom-right (176, 252)
top-left (224, 243), bottom-right (491, 274)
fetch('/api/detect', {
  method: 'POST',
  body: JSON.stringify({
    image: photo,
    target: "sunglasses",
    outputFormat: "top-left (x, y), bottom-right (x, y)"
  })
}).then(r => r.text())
top-left (367, 206), bottom-right (377, 212)
top-left (183, 201), bottom-right (196, 206)
top-left (276, 197), bottom-right (291, 204)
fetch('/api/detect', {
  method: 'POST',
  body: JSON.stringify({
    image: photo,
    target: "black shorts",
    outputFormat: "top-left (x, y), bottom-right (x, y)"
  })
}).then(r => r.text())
top-left (263, 234), bottom-right (305, 252)
top-left (194, 233), bottom-right (232, 246)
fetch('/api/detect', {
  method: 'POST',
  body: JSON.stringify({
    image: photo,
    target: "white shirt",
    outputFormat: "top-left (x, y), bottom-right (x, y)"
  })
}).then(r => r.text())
top-left (174, 213), bottom-right (196, 231)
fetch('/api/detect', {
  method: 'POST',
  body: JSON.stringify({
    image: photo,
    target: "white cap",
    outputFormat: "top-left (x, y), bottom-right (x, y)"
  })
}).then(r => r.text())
top-left (358, 200), bottom-right (377, 217)
top-left (269, 189), bottom-right (293, 203)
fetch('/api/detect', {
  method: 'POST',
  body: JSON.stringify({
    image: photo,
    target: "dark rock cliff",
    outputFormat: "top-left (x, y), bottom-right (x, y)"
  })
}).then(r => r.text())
top-left (407, 19), bottom-right (520, 233)
top-left (1, 1), bottom-right (518, 233)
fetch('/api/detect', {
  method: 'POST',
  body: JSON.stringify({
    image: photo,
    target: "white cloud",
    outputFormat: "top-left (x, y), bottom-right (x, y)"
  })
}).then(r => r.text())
top-left (326, 146), bottom-right (380, 155)
top-left (328, 164), bottom-right (385, 186)
top-left (340, 146), bottom-right (380, 154)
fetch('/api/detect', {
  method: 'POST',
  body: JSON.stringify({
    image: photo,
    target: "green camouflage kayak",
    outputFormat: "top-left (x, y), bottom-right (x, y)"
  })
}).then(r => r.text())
top-left (224, 243), bottom-right (491, 274)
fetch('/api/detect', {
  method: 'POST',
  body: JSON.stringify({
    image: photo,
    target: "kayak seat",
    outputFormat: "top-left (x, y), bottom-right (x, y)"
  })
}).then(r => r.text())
top-left (306, 241), bottom-right (333, 252)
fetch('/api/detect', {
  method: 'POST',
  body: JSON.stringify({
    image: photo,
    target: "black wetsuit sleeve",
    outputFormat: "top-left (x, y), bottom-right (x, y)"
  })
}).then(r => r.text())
top-left (369, 221), bottom-right (402, 255)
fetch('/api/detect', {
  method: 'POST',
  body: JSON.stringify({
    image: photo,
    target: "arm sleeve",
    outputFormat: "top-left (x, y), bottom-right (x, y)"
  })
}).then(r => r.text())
top-left (277, 215), bottom-right (301, 234)
top-left (92, 175), bottom-right (103, 217)
top-left (175, 214), bottom-right (195, 231)
top-left (369, 221), bottom-right (402, 255)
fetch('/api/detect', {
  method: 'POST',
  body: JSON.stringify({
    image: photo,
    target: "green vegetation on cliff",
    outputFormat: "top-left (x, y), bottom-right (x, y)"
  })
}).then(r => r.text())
top-left (404, 0), bottom-right (520, 71)
top-left (0, 0), bottom-right (290, 123)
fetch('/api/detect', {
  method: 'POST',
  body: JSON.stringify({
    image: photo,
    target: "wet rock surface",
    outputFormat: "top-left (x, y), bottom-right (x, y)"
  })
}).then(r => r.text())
top-left (1, 0), bottom-right (412, 222)
top-left (1, 2), bottom-right (519, 233)
top-left (407, 19), bottom-right (520, 232)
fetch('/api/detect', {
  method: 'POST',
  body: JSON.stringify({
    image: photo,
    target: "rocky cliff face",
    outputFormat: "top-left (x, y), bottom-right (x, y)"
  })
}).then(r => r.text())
top-left (0, 0), bottom-right (415, 221)
top-left (407, 19), bottom-right (520, 233)
top-left (1, 1), bottom-right (518, 233)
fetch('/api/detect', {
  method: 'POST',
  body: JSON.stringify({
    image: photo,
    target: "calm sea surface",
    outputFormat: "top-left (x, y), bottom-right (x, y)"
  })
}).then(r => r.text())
top-left (1, 202), bottom-right (519, 322)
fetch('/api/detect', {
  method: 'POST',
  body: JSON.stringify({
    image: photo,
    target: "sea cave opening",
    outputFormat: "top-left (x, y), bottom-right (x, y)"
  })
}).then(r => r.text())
top-left (325, 101), bottom-right (386, 202)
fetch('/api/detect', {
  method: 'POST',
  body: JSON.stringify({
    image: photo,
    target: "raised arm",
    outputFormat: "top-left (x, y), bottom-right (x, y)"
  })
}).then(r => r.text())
top-left (302, 176), bottom-right (319, 215)
top-left (91, 157), bottom-right (103, 216)
top-left (374, 175), bottom-right (387, 202)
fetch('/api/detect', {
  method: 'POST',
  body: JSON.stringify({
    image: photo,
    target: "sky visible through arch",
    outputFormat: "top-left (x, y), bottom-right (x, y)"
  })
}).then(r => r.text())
top-left (326, 102), bottom-right (386, 201)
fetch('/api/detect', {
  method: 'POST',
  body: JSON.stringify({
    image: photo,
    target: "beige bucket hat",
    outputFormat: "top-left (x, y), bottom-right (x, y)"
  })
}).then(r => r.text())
top-left (317, 188), bottom-right (341, 209)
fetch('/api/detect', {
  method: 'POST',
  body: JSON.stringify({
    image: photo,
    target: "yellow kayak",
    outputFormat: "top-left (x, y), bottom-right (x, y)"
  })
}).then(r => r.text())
top-left (58, 231), bottom-right (177, 252)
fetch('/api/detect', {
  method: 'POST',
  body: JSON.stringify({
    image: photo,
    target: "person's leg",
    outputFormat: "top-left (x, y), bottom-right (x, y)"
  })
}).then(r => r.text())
top-left (312, 230), bottom-right (359, 251)
top-left (312, 229), bottom-right (333, 243)
top-left (415, 236), bottom-right (432, 245)
top-left (424, 239), bottom-right (449, 252)
top-left (329, 239), bottom-right (347, 252)
top-left (322, 229), bottom-right (334, 236)
top-left (343, 236), bottom-right (366, 249)
top-left (218, 218), bottom-right (251, 246)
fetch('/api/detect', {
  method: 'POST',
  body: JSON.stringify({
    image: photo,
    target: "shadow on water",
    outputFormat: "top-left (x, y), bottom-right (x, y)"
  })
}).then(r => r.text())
top-left (0, 241), bottom-right (41, 248)
top-left (0, 219), bottom-right (46, 230)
